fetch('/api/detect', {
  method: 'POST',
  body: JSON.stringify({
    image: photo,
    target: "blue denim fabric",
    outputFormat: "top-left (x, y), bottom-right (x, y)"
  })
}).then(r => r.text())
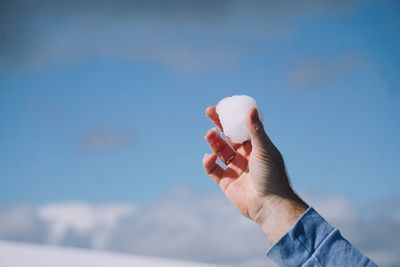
top-left (267, 207), bottom-right (378, 266)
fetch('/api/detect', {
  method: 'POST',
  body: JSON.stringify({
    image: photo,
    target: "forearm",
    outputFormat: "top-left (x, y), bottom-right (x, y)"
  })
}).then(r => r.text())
top-left (254, 191), bottom-right (308, 244)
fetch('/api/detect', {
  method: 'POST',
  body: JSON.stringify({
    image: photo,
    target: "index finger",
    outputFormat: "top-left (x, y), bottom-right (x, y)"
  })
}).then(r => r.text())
top-left (205, 106), bottom-right (242, 150)
top-left (205, 106), bottom-right (223, 132)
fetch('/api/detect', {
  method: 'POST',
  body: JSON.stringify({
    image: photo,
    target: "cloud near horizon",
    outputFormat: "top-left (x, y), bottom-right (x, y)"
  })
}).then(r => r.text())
top-left (0, 188), bottom-right (399, 267)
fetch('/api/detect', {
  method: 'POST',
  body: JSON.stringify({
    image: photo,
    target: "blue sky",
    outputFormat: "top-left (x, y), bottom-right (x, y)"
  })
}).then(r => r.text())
top-left (0, 0), bottom-right (399, 205)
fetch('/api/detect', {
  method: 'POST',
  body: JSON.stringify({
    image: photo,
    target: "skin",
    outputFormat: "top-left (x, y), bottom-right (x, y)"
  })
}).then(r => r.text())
top-left (202, 106), bottom-right (308, 244)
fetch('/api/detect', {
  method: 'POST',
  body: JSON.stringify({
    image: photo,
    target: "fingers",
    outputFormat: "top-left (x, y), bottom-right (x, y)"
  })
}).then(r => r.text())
top-left (205, 106), bottom-right (223, 131)
top-left (225, 136), bottom-right (242, 151)
top-left (224, 152), bottom-right (249, 179)
top-left (205, 106), bottom-right (241, 150)
top-left (202, 153), bottom-right (241, 192)
top-left (202, 153), bottom-right (224, 184)
top-left (205, 128), bottom-right (236, 165)
top-left (204, 128), bottom-right (250, 181)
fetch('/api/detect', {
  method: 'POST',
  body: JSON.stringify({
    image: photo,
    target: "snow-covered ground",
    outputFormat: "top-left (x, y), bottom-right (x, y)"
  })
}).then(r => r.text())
top-left (0, 241), bottom-right (229, 267)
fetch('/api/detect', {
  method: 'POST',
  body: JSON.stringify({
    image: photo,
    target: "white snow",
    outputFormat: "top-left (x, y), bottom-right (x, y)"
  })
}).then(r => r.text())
top-left (216, 95), bottom-right (261, 143)
top-left (0, 241), bottom-right (229, 267)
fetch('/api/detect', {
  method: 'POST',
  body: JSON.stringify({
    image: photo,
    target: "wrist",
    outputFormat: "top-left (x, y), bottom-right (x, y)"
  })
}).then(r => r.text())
top-left (254, 192), bottom-right (308, 244)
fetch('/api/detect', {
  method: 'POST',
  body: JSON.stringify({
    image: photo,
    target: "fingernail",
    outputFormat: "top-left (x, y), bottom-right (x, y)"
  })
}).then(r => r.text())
top-left (205, 129), bottom-right (217, 142)
top-left (251, 110), bottom-right (260, 129)
top-left (205, 107), bottom-right (210, 117)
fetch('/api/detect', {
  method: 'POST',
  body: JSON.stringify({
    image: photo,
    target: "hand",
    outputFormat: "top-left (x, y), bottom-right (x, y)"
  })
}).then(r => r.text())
top-left (202, 106), bottom-right (308, 243)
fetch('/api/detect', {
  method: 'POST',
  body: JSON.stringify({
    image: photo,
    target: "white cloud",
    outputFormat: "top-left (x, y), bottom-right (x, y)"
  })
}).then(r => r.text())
top-left (38, 202), bottom-right (135, 248)
top-left (0, 188), bottom-right (399, 267)
top-left (0, 205), bottom-right (48, 243)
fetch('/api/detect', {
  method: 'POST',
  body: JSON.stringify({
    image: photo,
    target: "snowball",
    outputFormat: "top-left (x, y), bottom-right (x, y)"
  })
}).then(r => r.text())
top-left (216, 95), bottom-right (261, 143)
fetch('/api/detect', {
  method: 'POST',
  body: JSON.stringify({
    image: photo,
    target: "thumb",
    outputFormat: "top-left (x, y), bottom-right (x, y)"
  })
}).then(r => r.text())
top-left (247, 108), bottom-right (284, 165)
top-left (247, 108), bottom-right (268, 151)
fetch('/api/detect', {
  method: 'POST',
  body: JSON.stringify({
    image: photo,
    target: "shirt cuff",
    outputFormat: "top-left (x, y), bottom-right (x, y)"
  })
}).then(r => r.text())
top-left (267, 207), bottom-right (334, 266)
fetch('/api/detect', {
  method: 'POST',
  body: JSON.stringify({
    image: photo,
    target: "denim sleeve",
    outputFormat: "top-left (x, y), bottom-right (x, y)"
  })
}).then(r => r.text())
top-left (267, 207), bottom-right (378, 267)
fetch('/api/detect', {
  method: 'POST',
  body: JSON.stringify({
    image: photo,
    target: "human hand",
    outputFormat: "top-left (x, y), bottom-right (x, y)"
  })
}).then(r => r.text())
top-left (202, 106), bottom-right (308, 243)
